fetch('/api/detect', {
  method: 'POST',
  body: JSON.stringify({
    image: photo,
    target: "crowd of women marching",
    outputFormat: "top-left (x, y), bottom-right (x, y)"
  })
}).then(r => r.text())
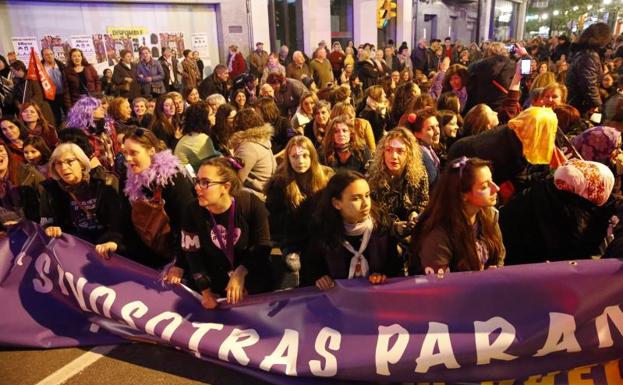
top-left (0, 21), bottom-right (622, 308)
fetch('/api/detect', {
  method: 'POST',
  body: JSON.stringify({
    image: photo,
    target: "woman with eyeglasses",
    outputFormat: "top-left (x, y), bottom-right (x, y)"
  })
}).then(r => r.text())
top-left (409, 157), bottom-right (505, 275)
top-left (40, 143), bottom-right (123, 259)
top-left (122, 127), bottom-right (195, 268)
top-left (180, 156), bottom-right (272, 309)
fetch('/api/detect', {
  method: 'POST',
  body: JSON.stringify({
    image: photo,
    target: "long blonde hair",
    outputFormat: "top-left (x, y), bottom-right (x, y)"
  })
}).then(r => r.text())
top-left (271, 136), bottom-right (330, 208)
top-left (368, 128), bottom-right (428, 193)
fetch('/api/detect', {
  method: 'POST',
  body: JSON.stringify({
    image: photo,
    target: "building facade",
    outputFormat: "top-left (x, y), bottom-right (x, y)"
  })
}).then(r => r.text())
top-left (0, 0), bottom-right (528, 71)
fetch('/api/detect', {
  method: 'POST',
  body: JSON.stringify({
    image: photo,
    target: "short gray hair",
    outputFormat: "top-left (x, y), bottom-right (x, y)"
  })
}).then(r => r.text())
top-left (49, 143), bottom-right (91, 181)
top-left (206, 93), bottom-right (227, 107)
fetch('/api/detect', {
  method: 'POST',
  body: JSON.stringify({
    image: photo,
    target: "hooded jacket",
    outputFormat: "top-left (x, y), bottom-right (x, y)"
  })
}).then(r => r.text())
top-left (229, 124), bottom-right (276, 201)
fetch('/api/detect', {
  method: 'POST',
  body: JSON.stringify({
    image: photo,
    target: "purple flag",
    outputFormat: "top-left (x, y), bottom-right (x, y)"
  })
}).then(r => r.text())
top-left (1, 221), bottom-right (622, 384)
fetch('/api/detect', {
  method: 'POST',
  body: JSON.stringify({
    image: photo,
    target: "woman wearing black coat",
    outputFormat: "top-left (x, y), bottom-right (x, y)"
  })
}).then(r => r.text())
top-left (356, 51), bottom-right (381, 92)
top-left (566, 22), bottom-right (611, 116)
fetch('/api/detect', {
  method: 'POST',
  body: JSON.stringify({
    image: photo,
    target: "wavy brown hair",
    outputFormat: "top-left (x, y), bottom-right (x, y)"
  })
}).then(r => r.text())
top-left (321, 114), bottom-right (366, 165)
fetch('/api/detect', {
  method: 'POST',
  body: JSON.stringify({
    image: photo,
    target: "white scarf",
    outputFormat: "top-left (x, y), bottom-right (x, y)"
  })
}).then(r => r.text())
top-left (343, 216), bottom-right (374, 279)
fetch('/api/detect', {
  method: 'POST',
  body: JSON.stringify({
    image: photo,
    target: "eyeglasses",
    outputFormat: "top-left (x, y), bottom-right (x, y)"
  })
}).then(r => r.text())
top-left (193, 177), bottom-right (226, 189)
top-left (53, 158), bottom-right (79, 168)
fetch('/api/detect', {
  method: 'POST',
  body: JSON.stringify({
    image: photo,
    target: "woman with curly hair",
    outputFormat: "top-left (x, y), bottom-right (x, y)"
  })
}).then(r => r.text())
top-left (368, 128), bottom-right (429, 240)
top-left (319, 115), bottom-right (371, 173)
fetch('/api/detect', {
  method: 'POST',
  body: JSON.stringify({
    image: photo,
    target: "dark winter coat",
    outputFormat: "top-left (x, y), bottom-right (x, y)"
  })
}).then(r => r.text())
top-left (63, 65), bottom-right (101, 109)
top-left (465, 55), bottom-right (515, 112)
top-left (180, 190), bottom-right (272, 296)
top-left (112, 62), bottom-right (141, 100)
top-left (566, 44), bottom-right (604, 115)
top-left (499, 178), bottom-right (616, 264)
top-left (301, 222), bottom-right (401, 286)
top-left (198, 72), bottom-right (229, 100)
top-left (40, 172), bottom-right (122, 246)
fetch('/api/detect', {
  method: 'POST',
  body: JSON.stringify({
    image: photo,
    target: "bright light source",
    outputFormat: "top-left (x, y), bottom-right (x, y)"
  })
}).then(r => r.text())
top-left (541, 13), bottom-right (549, 19)
top-left (553, 10), bottom-right (560, 15)
top-left (587, 4), bottom-right (593, 9)
top-left (603, 0), bottom-right (612, 5)
top-left (572, 5), bottom-right (579, 10)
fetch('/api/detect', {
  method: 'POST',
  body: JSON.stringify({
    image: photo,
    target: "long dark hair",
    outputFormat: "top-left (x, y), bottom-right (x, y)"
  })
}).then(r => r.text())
top-left (149, 94), bottom-right (179, 139)
top-left (0, 116), bottom-right (28, 143)
top-left (212, 104), bottom-right (236, 151)
top-left (23, 136), bottom-right (52, 165)
top-left (315, 169), bottom-right (370, 248)
top-left (410, 157), bottom-right (504, 272)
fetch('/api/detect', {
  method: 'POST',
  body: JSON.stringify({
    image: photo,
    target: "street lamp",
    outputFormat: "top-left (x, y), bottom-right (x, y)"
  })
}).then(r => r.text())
top-left (553, 9), bottom-right (560, 16)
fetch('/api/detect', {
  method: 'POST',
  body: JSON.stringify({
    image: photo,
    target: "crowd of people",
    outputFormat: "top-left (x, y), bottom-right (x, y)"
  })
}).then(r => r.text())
top-left (0, 21), bottom-right (622, 309)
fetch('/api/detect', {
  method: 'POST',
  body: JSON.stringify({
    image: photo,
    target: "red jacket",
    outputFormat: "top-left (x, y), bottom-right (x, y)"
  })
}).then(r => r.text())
top-left (229, 52), bottom-right (247, 79)
top-left (63, 65), bottom-right (101, 109)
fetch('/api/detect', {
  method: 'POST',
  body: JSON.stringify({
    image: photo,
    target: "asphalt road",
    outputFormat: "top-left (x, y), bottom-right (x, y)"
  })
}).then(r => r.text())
top-left (0, 344), bottom-right (272, 385)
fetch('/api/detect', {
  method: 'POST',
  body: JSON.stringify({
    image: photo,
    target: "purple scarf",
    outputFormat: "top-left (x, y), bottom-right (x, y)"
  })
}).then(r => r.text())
top-left (124, 149), bottom-right (186, 202)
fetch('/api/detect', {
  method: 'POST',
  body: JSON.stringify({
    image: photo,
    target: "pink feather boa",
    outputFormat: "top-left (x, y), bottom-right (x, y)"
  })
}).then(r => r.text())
top-left (124, 149), bottom-right (187, 202)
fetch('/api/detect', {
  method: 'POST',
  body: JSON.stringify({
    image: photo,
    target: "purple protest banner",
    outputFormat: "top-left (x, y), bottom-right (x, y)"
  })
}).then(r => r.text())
top-left (1, 221), bottom-right (623, 384)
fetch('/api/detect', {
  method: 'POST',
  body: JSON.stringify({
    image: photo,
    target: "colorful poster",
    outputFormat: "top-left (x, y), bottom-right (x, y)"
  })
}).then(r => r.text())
top-left (2, 221), bottom-right (623, 385)
top-left (11, 37), bottom-right (39, 63)
top-left (104, 34), bottom-right (132, 66)
top-left (91, 34), bottom-right (108, 64)
top-left (70, 35), bottom-right (97, 64)
top-left (39, 35), bottom-right (70, 63)
top-left (159, 32), bottom-right (185, 60)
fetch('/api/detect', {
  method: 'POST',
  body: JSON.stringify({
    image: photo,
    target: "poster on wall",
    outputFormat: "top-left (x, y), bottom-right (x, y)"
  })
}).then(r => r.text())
top-left (104, 34), bottom-right (132, 66)
top-left (106, 26), bottom-right (149, 58)
top-left (159, 32), bottom-right (185, 60)
top-left (191, 33), bottom-right (210, 60)
top-left (70, 35), bottom-right (97, 64)
top-left (40, 35), bottom-right (70, 63)
top-left (11, 37), bottom-right (39, 63)
top-left (91, 34), bottom-right (109, 64)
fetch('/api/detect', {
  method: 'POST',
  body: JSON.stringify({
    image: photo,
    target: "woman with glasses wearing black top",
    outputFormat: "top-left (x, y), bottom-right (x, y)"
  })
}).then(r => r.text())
top-left (180, 156), bottom-right (272, 309)
top-left (40, 143), bottom-right (123, 259)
